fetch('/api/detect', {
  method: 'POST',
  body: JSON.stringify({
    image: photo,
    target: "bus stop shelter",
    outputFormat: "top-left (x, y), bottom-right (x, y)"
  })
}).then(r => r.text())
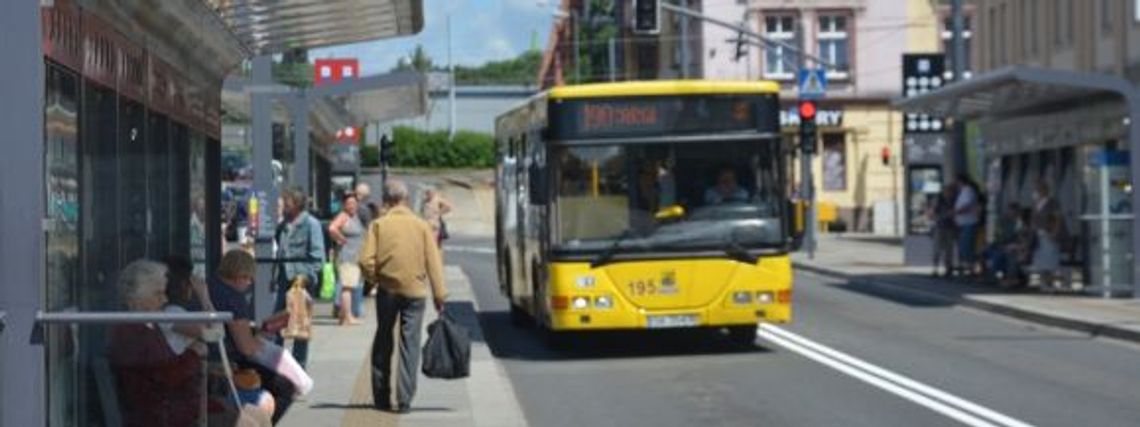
top-left (894, 66), bottom-right (1140, 298)
top-left (0, 1), bottom-right (424, 425)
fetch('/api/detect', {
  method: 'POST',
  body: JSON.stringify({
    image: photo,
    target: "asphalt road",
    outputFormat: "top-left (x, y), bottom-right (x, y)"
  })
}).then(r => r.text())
top-left (442, 234), bottom-right (1140, 427)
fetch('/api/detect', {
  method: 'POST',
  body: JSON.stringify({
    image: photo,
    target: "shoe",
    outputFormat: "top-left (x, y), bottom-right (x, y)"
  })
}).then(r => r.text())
top-left (374, 404), bottom-right (410, 414)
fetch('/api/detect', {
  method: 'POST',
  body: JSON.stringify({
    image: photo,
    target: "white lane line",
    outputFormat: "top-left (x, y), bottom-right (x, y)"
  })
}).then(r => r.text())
top-left (758, 324), bottom-right (1035, 427)
top-left (445, 245), bottom-right (496, 255)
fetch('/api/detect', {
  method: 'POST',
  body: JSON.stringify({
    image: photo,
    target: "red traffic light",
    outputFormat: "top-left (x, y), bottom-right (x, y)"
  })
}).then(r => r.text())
top-left (799, 101), bottom-right (817, 120)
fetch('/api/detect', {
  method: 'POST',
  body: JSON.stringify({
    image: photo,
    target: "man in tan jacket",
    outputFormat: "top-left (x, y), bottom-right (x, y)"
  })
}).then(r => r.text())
top-left (358, 180), bottom-right (447, 413)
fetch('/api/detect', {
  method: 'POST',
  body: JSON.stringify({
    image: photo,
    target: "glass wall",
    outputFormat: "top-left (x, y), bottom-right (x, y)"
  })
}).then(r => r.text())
top-left (45, 62), bottom-right (81, 427)
top-left (189, 132), bottom-right (208, 277)
top-left (44, 59), bottom-right (222, 426)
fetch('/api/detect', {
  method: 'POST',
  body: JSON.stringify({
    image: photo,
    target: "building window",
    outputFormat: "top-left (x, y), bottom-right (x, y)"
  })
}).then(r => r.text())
top-left (822, 133), bottom-right (846, 191)
top-left (763, 14), bottom-right (798, 79)
top-left (818, 14), bottom-right (850, 78)
top-left (941, 16), bottom-right (972, 74)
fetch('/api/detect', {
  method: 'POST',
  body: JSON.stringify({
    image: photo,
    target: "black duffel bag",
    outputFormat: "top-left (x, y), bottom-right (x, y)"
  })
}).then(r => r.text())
top-left (421, 313), bottom-right (471, 379)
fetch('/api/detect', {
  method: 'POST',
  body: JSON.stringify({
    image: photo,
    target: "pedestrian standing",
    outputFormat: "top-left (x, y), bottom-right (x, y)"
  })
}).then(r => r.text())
top-left (1029, 182), bottom-right (1064, 289)
top-left (328, 193), bottom-right (365, 325)
top-left (930, 184), bottom-right (958, 277)
top-left (420, 187), bottom-right (453, 246)
top-left (273, 188), bottom-right (325, 368)
top-left (355, 182), bottom-right (379, 297)
top-left (953, 174), bottom-right (982, 276)
top-left (359, 180), bottom-right (448, 414)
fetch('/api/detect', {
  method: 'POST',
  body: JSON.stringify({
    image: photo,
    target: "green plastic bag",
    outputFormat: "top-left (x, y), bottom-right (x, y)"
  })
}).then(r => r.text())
top-left (319, 262), bottom-right (336, 300)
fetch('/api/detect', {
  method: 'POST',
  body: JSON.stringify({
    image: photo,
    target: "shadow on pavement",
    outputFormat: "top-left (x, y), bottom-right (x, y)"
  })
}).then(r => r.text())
top-left (476, 310), bottom-right (770, 362)
top-left (442, 300), bottom-right (486, 344)
top-left (814, 270), bottom-right (1023, 309)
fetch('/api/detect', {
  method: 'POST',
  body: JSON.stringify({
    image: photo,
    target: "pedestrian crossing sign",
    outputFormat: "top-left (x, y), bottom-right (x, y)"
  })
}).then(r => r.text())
top-left (798, 68), bottom-right (828, 99)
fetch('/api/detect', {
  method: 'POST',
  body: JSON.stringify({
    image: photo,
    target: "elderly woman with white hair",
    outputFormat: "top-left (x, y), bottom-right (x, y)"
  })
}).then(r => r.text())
top-left (108, 259), bottom-right (205, 427)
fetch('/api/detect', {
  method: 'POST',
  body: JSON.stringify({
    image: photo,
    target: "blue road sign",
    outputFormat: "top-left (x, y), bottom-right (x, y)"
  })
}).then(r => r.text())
top-left (798, 68), bottom-right (828, 99)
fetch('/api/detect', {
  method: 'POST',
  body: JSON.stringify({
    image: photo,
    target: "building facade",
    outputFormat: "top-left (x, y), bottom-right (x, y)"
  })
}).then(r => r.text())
top-left (714, 0), bottom-right (943, 233)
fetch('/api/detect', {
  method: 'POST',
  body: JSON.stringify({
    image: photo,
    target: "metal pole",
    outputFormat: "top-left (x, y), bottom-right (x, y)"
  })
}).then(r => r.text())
top-left (448, 13), bottom-right (456, 139)
top-left (680, 0), bottom-right (690, 78)
top-left (951, 0), bottom-right (968, 177)
top-left (251, 55), bottom-right (278, 320)
top-left (573, 10), bottom-right (581, 83)
top-left (609, 36), bottom-right (617, 81)
top-left (796, 22), bottom-right (816, 259)
top-left (1128, 95), bottom-right (1140, 299)
top-left (291, 93), bottom-right (310, 195)
top-left (0, 1), bottom-right (45, 424)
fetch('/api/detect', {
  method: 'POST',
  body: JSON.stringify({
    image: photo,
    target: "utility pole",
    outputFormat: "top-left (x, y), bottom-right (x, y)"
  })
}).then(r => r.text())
top-left (679, 0), bottom-right (690, 78)
top-left (608, 37), bottom-right (617, 81)
top-left (796, 24), bottom-right (817, 259)
top-left (448, 13), bottom-right (456, 140)
top-left (950, 0), bottom-right (967, 177)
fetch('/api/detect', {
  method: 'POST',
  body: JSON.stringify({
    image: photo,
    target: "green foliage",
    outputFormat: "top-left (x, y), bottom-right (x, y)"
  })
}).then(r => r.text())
top-left (360, 145), bottom-right (380, 167)
top-left (273, 61), bottom-right (313, 88)
top-left (389, 126), bottom-right (494, 168)
top-left (454, 50), bottom-right (542, 86)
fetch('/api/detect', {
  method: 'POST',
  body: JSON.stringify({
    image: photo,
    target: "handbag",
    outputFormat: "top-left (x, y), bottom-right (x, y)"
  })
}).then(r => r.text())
top-left (421, 313), bottom-right (470, 379)
top-left (439, 219), bottom-right (450, 241)
top-left (319, 262), bottom-right (336, 300)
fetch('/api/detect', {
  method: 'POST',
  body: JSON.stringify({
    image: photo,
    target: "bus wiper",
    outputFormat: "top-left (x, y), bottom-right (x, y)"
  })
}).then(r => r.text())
top-left (724, 232), bottom-right (760, 265)
top-left (590, 229), bottom-right (636, 268)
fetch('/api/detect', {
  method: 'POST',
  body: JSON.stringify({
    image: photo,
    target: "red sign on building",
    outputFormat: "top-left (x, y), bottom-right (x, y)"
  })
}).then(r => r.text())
top-left (313, 58), bottom-right (359, 86)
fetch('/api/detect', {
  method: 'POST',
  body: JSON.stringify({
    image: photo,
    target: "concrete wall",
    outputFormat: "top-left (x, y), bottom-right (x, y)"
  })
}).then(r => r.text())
top-left (701, 1), bottom-right (756, 80)
top-left (381, 90), bottom-right (534, 134)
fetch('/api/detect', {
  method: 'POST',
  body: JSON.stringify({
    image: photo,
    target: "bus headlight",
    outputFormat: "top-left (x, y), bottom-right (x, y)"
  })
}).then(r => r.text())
top-left (756, 291), bottom-right (774, 304)
top-left (732, 291), bottom-right (753, 305)
top-left (572, 296), bottom-right (591, 310)
top-left (594, 295), bottom-right (614, 309)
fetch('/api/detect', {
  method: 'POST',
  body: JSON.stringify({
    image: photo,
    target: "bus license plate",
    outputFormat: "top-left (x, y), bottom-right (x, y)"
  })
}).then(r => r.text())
top-left (646, 314), bottom-right (699, 329)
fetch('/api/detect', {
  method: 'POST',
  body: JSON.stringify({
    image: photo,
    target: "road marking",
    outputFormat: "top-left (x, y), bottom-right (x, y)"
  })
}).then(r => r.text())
top-left (445, 245), bottom-right (496, 255)
top-left (758, 324), bottom-right (1035, 427)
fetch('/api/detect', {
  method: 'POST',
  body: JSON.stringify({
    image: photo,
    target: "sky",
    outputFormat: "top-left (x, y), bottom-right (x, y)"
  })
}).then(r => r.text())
top-left (315, 0), bottom-right (555, 75)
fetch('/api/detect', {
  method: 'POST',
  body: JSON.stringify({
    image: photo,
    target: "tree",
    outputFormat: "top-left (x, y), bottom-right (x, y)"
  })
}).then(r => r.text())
top-left (393, 44), bottom-right (435, 72)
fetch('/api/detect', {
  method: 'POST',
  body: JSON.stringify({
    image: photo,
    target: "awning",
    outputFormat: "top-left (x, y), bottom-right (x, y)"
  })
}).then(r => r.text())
top-left (222, 70), bottom-right (427, 131)
top-left (203, 0), bottom-right (424, 55)
top-left (893, 66), bottom-right (1136, 120)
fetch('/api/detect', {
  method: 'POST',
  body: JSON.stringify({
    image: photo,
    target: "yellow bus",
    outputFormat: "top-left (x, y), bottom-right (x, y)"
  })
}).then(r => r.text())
top-left (494, 80), bottom-right (794, 346)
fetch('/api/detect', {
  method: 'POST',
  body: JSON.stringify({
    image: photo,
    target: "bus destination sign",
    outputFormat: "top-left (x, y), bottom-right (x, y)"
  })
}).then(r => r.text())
top-left (550, 95), bottom-right (778, 140)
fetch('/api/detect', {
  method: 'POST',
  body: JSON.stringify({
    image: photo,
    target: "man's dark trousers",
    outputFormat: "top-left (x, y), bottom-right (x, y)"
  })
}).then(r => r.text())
top-left (371, 287), bottom-right (426, 410)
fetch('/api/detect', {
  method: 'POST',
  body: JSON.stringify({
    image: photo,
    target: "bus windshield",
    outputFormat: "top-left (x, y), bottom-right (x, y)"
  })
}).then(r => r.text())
top-left (553, 138), bottom-right (787, 255)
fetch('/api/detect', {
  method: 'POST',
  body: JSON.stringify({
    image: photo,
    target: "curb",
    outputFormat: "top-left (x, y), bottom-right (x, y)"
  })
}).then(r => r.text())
top-left (793, 262), bottom-right (1140, 345)
top-left (443, 176), bottom-right (474, 190)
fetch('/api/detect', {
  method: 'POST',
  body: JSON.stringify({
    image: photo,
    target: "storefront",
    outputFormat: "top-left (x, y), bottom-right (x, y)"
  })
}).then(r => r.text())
top-left (897, 67), bottom-right (1140, 298)
top-left (783, 101), bottom-right (905, 234)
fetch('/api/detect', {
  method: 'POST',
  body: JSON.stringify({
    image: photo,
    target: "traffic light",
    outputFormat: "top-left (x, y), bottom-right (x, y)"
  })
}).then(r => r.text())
top-left (734, 31), bottom-right (747, 61)
top-left (633, 0), bottom-right (660, 35)
top-left (380, 134), bottom-right (396, 165)
top-left (799, 100), bottom-right (817, 155)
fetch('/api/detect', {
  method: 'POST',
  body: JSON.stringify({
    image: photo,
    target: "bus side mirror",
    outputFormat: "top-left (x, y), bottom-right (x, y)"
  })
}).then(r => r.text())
top-left (528, 164), bottom-right (548, 205)
top-left (654, 205), bottom-right (686, 222)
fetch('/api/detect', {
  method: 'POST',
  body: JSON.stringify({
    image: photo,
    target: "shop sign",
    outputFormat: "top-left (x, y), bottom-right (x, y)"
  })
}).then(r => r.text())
top-left (781, 108), bottom-right (842, 127)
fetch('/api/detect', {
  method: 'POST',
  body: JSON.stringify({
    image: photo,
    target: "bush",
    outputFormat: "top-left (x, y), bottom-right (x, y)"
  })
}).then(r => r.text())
top-left (360, 145), bottom-right (379, 167)
top-left (389, 126), bottom-right (494, 168)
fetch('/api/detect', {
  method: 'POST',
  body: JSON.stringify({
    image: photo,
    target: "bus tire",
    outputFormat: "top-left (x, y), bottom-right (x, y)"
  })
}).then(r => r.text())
top-left (727, 326), bottom-right (758, 348)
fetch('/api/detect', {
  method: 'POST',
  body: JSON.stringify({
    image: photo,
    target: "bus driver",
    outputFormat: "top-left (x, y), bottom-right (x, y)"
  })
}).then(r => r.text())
top-left (704, 167), bottom-right (749, 205)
